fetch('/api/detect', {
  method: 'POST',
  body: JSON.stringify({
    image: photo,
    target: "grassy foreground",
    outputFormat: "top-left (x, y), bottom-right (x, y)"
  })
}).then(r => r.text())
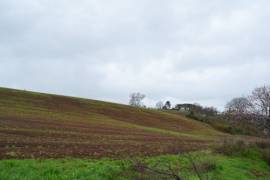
top-left (1, 150), bottom-right (269, 180)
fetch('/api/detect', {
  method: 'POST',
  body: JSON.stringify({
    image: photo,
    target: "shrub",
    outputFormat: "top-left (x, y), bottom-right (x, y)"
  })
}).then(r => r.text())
top-left (255, 141), bottom-right (270, 149)
top-left (185, 111), bottom-right (208, 123)
top-left (263, 148), bottom-right (270, 165)
top-left (186, 111), bottom-right (198, 120)
top-left (214, 139), bottom-right (267, 161)
top-left (224, 126), bottom-right (249, 135)
top-left (195, 161), bottom-right (217, 174)
top-left (215, 139), bottom-right (246, 156)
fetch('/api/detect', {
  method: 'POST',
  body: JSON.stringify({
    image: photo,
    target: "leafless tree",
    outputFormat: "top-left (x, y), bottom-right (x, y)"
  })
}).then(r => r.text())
top-left (129, 92), bottom-right (145, 107)
top-left (225, 97), bottom-right (252, 114)
top-left (249, 85), bottom-right (270, 117)
top-left (156, 101), bottom-right (164, 109)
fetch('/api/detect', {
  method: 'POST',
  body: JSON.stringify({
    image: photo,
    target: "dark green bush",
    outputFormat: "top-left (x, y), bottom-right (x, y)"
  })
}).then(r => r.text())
top-left (255, 141), bottom-right (270, 149)
top-left (215, 139), bottom-right (246, 156)
top-left (214, 139), bottom-right (269, 161)
top-left (186, 111), bottom-right (198, 120)
top-left (224, 126), bottom-right (250, 135)
top-left (263, 148), bottom-right (270, 165)
top-left (185, 111), bottom-right (208, 123)
top-left (196, 161), bottom-right (217, 173)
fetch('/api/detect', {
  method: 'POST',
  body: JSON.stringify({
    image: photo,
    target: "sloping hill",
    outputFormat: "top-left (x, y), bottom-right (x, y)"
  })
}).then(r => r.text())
top-left (0, 87), bottom-right (225, 159)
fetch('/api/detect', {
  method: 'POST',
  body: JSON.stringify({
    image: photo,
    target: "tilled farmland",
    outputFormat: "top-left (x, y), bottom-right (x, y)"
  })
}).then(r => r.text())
top-left (0, 87), bottom-right (223, 159)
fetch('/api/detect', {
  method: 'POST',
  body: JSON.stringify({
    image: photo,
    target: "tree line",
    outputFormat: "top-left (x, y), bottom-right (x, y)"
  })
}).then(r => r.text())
top-left (224, 85), bottom-right (270, 135)
top-left (128, 84), bottom-right (270, 136)
top-left (225, 85), bottom-right (270, 117)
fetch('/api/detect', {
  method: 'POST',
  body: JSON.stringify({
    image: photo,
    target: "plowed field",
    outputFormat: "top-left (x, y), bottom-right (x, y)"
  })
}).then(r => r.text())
top-left (0, 87), bottom-right (225, 159)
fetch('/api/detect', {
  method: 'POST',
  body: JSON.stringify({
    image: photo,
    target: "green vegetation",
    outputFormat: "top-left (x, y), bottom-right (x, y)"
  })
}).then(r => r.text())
top-left (1, 150), bottom-right (269, 180)
top-left (172, 110), bottom-right (259, 136)
top-left (264, 149), bottom-right (270, 166)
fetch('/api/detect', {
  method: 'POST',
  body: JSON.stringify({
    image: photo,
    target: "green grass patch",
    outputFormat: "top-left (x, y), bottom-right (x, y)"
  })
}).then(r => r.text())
top-left (1, 150), bottom-right (269, 180)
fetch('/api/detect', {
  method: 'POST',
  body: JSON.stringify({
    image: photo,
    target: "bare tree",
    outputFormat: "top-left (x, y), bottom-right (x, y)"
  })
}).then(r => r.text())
top-left (129, 92), bottom-right (145, 107)
top-left (156, 101), bottom-right (164, 109)
top-left (249, 85), bottom-right (270, 117)
top-left (225, 97), bottom-right (252, 114)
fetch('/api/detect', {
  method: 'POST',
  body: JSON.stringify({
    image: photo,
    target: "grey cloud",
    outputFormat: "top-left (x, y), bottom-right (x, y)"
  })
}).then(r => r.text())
top-left (1, 0), bottom-right (270, 110)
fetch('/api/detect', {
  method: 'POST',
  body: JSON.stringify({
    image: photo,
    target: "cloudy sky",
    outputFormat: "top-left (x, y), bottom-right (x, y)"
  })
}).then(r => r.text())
top-left (1, 0), bottom-right (270, 110)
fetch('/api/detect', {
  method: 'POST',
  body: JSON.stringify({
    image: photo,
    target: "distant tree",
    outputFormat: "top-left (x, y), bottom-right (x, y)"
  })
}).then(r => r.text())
top-left (156, 101), bottom-right (164, 109)
top-left (129, 92), bottom-right (145, 107)
top-left (225, 97), bottom-right (252, 114)
top-left (249, 85), bottom-right (270, 117)
top-left (193, 103), bottom-right (203, 112)
top-left (203, 106), bottom-right (218, 116)
top-left (163, 101), bottom-right (171, 110)
top-left (222, 85), bottom-right (270, 137)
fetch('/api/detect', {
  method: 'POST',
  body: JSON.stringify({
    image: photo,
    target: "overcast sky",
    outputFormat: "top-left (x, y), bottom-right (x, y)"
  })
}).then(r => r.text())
top-left (1, 0), bottom-right (270, 110)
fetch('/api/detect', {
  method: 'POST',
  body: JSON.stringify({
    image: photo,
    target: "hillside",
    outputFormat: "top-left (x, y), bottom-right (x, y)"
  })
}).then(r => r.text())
top-left (0, 87), bottom-right (225, 159)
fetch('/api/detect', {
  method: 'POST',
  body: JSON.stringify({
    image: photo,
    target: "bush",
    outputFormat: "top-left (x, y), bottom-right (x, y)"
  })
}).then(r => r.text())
top-left (215, 139), bottom-right (247, 156)
top-left (255, 141), bottom-right (270, 149)
top-left (214, 139), bottom-right (270, 161)
top-left (210, 122), bottom-right (251, 135)
top-left (185, 111), bottom-right (255, 136)
top-left (186, 111), bottom-right (198, 120)
top-left (263, 149), bottom-right (270, 165)
top-left (195, 161), bottom-right (217, 174)
top-left (224, 126), bottom-right (249, 135)
top-left (185, 111), bottom-right (208, 123)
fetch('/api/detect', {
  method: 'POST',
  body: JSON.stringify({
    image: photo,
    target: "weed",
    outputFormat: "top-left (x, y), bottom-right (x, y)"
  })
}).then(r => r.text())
top-left (5, 151), bottom-right (18, 158)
